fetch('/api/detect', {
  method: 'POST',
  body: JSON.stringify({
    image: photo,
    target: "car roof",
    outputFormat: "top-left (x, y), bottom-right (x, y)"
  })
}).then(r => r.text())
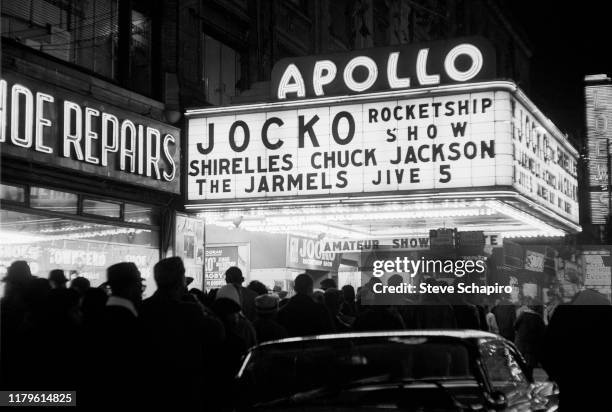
top-left (254, 329), bottom-right (499, 349)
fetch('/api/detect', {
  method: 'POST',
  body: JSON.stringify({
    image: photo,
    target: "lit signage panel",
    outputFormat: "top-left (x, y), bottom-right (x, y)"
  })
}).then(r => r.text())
top-left (585, 82), bottom-right (612, 224)
top-left (0, 74), bottom-right (180, 193)
top-left (511, 97), bottom-right (579, 224)
top-left (188, 91), bottom-right (512, 199)
top-left (187, 83), bottom-right (580, 227)
top-left (271, 37), bottom-right (496, 101)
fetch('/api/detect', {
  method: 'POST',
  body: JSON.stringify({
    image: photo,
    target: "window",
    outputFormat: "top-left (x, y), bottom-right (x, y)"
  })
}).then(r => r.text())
top-left (0, 209), bottom-right (159, 291)
top-left (202, 34), bottom-right (241, 106)
top-left (2, 0), bottom-right (155, 96)
top-left (30, 187), bottom-right (78, 214)
top-left (2, 0), bottom-right (119, 79)
top-left (480, 341), bottom-right (529, 394)
top-left (83, 198), bottom-right (121, 218)
top-left (0, 183), bottom-right (25, 203)
top-left (124, 203), bottom-right (158, 225)
top-left (129, 0), bottom-right (152, 96)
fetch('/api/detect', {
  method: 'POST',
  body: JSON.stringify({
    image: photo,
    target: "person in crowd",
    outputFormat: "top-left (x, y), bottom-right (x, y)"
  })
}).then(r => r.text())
top-left (543, 290), bottom-right (561, 325)
top-left (215, 284), bottom-right (257, 349)
top-left (492, 294), bottom-right (516, 341)
top-left (357, 277), bottom-right (382, 309)
top-left (412, 278), bottom-right (457, 329)
top-left (484, 303), bottom-right (499, 334)
top-left (70, 276), bottom-right (91, 298)
top-left (448, 280), bottom-right (481, 329)
top-left (212, 297), bottom-right (251, 410)
top-left (48, 269), bottom-right (68, 289)
top-left (225, 266), bottom-right (258, 321)
top-left (188, 287), bottom-right (207, 306)
top-left (353, 292), bottom-right (406, 332)
top-left (0, 261), bottom-right (34, 387)
top-left (541, 288), bottom-right (612, 410)
top-left (312, 288), bottom-right (325, 305)
top-left (340, 284), bottom-right (357, 317)
top-left (320, 278), bottom-right (337, 291)
top-left (253, 294), bottom-right (288, 343)
top-left (95, 262), bottom-right (144, 409)
top-left (247, 280), bottom-right (269, 296)
top-left (514, 299), bottom-right (545, 375)
top-left (277, 273), bottom-right (335, 337)
top-left (273, 285), bottom-right (289, 301)
top-left (323, 288), bottom-right (352, 331)
top-left (140, 257), bottom-right (225, 411)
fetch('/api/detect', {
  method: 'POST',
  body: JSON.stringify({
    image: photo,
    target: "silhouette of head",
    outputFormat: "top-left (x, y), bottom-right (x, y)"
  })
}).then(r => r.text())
top-left (107, 262), bottom-right (142, 304)
top-left (225, 266), bottom-right (244, 285)
top-left (341, 285), bottom-right (356, 302)
top-left (2, 261), bottom-right (34, 296)
top-left (320, 278), bottom-right (337, 291)
top-left (294, 273), bottom-right (314, 296)
top-left (247, 280), bottom-right (269, 296)
top-left (387, 274), bottom-right (403, 287)
top-left (70, 277), bottom-right (91, 296)
top-left (154, 257), bottom-right (186, 293)
top-left (49, 269), bottom-right (68, 289)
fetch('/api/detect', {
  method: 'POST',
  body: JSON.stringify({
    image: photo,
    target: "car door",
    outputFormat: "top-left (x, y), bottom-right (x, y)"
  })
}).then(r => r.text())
top-left (479, 339), bottom-right (535, 411)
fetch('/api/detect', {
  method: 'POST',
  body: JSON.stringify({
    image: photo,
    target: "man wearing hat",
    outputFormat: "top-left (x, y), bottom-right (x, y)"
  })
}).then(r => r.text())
top-left (253, 294), bottom-right (287, 343)
top-left (224, 266), bottom-right (258, 322)
top-left (97, 262), bottom-right (143, 409)
top-left (1, 260), bottom-right (34, 386)
top-left (48, 269), bottom-right (68, 289)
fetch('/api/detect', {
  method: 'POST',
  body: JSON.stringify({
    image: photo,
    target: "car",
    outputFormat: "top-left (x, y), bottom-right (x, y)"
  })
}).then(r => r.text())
top-left (234, 330), bottom-right (558, 411)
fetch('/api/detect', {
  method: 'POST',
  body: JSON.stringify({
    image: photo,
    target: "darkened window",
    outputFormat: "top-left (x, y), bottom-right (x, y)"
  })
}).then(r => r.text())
top-left (329, 0), bottom-right (351, 45)
top-left (202, 34), bottom-right (241, 105)
top-left (83, 198), bottom-right (121, 218)
top-left (129, 0), bottom-right (152, 96)
top-left (2, 0), bottom-right (119, 79)
top-left (0, 183), bottom-right (25, 203)
top-left (30, 187), bottom-right (78, 214)
top-left (1, 0), bottom-right (156, 97)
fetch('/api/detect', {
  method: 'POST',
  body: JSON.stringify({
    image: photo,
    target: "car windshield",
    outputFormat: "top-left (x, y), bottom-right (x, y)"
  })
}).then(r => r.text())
top-left (239, 336), bottom-right (477, 406)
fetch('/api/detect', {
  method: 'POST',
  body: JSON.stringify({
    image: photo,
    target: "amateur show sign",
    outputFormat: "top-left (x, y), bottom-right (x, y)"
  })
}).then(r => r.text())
top-left (187, 90), bottom-right (513, 200)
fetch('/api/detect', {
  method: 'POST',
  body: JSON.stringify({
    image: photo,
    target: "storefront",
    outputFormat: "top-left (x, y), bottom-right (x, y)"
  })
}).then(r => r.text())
top-left (185, 37), bottom-right (580, 295)
top-left (0, 71), bottom-right (181, 296)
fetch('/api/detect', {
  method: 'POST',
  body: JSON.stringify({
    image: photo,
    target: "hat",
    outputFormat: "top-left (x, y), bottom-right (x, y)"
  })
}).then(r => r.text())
top-left (107, 262), bottom-right (141, 292)
top-left (213, 297), bottom-right (242, 316)
top-left (49, 269), bottom-right (68, 285)
top-left (255, 294), bottom-right (280, 314)
top-left (216, 284), bottom-right (241, 306)
top-left (2, 261), bottom-right (33, 284)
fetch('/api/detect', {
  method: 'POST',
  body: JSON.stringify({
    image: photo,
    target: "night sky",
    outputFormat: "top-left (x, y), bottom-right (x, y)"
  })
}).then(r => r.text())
top-left (508, 1), bottom-right (612, 140)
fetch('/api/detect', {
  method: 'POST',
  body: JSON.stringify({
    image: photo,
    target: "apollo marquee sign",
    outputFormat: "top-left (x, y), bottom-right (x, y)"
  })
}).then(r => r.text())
top-left (186, 40), bottom-right (580, 229)
top-left (0, 74), bottom-right (180, 193)
top-left (271, 37), bottom-right (495, 100)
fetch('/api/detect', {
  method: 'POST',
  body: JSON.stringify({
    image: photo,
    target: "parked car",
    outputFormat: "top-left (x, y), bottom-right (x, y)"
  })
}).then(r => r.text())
top-left (235, 330), bottom-right (558, 411)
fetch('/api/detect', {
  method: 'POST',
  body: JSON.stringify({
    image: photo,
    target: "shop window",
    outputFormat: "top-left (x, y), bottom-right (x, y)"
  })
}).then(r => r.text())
top-left (1, 0), bottom-right (119, 80)
top-left (30, 187), bottom-right (77, 214)
top-left (83, 198), bottom-right (121, 218)
top-left (0, 209), bottom-right (159, 292)
top-left (0, 183), bottom-right (25, 203)
top-left (124, 203), bottom-right (158, 226)
top-left (202, 34), bottom-right (241, 106)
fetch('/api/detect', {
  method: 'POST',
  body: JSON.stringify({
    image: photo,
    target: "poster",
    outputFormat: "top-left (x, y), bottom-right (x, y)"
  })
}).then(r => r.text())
top-left (204, 245), bottom-right (239, 289)
top-left (287, 235), bottom-right (341, 271)
top-left (175, 213), bottom-right (205, 290)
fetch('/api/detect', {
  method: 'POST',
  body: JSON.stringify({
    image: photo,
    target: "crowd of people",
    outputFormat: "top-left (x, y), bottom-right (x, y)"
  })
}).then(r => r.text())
top-left (1, 259), bottom-right (611, 410)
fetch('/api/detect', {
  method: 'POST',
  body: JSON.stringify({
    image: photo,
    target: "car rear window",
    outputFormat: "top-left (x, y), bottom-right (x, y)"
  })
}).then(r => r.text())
top-left (239, 337), bottom-right (475, 404)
